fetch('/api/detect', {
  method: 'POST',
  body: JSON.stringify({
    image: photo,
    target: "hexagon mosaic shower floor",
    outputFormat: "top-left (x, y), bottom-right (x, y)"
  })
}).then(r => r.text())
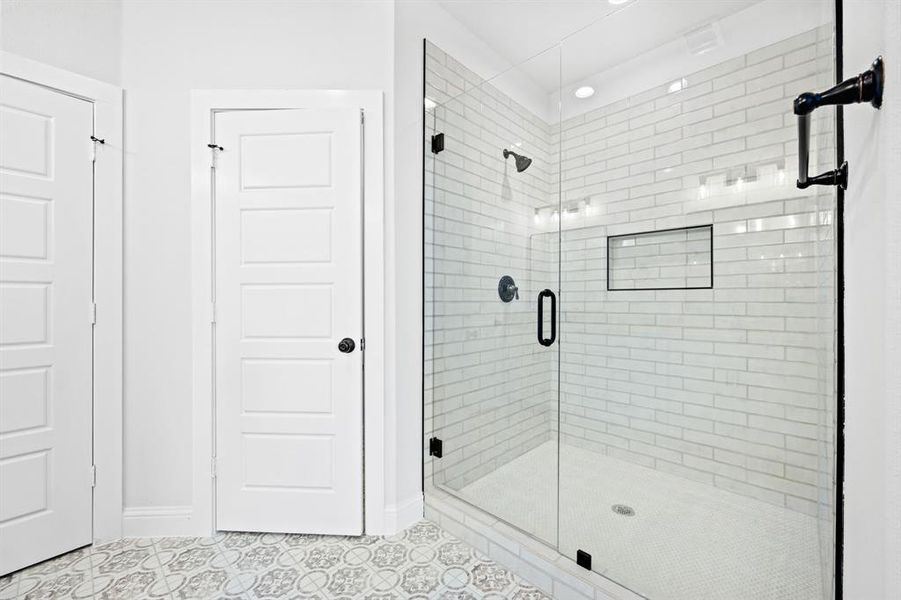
top-left (0, 521), bottom-right (551, 600)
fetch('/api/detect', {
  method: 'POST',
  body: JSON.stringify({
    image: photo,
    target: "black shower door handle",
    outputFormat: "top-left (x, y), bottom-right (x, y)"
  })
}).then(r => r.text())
top-left (537, 289), bottom-right (556, 347)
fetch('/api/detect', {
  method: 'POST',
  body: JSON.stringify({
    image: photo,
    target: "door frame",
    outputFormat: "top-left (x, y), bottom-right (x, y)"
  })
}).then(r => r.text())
top-left (190, 90), bottom-right (386, 535)
top-left (0, 52), bottom-right (124, 542)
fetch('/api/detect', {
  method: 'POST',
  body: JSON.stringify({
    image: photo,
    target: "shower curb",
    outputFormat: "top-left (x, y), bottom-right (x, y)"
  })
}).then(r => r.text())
top-left (424, 485), bottom-right (644, 600)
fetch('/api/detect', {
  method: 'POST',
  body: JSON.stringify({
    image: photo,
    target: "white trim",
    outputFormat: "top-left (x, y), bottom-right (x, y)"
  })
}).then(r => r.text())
top-left (0, 52), bottom-right (124, 542)
top-left (190, 90), bottom-right (386, 536)
top-left (384, 493), bottom-right (425, 533)
top-left (122, 506), bottom-right (195, 538)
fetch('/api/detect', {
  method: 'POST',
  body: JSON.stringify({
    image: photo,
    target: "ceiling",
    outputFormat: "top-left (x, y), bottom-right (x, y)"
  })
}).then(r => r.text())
top-left (436, 0), bottom-right (761, 91)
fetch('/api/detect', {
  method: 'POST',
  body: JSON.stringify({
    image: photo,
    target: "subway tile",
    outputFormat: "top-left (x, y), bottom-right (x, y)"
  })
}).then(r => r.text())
top-left (426, 27), bottom-right (834, 521)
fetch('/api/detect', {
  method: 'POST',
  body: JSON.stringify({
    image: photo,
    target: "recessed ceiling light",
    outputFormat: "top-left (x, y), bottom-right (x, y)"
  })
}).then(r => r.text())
top-left (574, 86), bottom-right (595, 99)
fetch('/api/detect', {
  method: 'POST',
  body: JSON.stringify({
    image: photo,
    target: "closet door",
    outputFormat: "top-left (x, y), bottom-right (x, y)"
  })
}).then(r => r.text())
top-left (0, 75), bottom-right (94, 575)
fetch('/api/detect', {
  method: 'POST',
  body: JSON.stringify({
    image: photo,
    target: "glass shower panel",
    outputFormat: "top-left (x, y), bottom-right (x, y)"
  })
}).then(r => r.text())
top-left (424, 41), bottom-right (562, 546)
top-left (555, 2), bottom-right (837, 599)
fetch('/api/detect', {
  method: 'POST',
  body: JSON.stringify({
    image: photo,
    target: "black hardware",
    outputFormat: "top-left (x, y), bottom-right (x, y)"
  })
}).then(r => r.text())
top-left (90, 136), bottom-right (105, 144)
top-left (502, 148), bottom-right (532, 173)
top-left (429, 437), bottom-right (443, 458)
top-left (798, 161), bottom-right (848, 190)
top-left (537, 289), bottom-right (556, 347)
top-left (794, 56), bottom-right (883, 190)
top-left (498, 275), bottom-right (519, 302)
top-left (576, 550), bottom-right (591, 570)
top-left (207, 143), bottom-right (224, 151)
top-left (431, 133), bottom-right (444, 154)
top-left (794, 56), bottom-right (883, 116)
top-left (338, 337), bottom-right (356, 354)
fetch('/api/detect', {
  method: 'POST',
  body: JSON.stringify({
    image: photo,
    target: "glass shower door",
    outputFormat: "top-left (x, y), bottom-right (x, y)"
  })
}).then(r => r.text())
top-left (424, 41), bottom-right (562, 547)
top-left (555, 3), bottom-right (837, 599)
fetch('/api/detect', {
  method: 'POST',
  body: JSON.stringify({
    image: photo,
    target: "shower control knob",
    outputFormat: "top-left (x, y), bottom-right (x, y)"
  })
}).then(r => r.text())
top-left (498, 275), bottom-right (518, 303)
top-left (338, 337), bottom-right (356, 354)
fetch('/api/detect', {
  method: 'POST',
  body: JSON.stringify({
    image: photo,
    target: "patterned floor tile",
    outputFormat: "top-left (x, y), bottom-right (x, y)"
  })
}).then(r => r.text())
top-left (5, 520), bottom-right (546, 599)
top-left (0, 573), bottom-right (18, 600)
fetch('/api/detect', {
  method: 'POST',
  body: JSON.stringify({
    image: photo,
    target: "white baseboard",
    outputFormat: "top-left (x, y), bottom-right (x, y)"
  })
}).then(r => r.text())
top-left (381, 493), bottom-right (424, 534)
top-left (122, 497), bottom-right (422, 539)
top-left (122, 505), bottom-right (196, 538)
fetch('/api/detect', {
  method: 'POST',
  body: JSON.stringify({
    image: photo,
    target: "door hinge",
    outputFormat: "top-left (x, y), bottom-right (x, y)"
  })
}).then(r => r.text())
top-left (361, 110), bottom-right (365, 125)
top-left (90, 302), bottom-right (97, 325)
top-left (207, 143), bottom-right (223, 168)
top-left (210, 302), bottom-right (216, 324)
top-left (360, 337), bottom-right (366, 351)
top-left (429, 437), bottom-right (443, 458)
top-left (431, 133), bottom-right (445, 154)
top-left (90, 464), bottom-right (97, 488)
top-left (90, 135), bottom-right (104, 162)
top-left (211, 457), bottom-right (217, 479)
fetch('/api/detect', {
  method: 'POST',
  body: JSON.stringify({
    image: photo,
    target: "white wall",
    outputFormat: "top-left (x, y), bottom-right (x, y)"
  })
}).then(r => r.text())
top-left (842, 0), bottom-right (901, 597)
top-left (0, 0), bottom-right (122, 85)
top-left (118, 0), bottom-right (394, 519)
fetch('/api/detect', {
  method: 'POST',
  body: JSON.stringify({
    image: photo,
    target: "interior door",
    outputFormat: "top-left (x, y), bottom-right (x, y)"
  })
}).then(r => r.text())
top-left (0, 76), bottom-right (94, 575)
top-left (214, 108), bottom-right (363, 534)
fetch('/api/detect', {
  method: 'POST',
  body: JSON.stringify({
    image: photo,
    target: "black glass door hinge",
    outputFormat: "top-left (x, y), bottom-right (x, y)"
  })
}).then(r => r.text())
top-left (431, 133), bottom-right (445, 154)
top-left (576, 549), bottom-right (591, 570)
top-left (429, 437), bottom-right (443, 458)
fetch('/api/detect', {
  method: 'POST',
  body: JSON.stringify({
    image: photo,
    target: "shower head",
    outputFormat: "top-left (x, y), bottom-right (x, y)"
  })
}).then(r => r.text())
top-left (503, 149), bottom-right (532, 173)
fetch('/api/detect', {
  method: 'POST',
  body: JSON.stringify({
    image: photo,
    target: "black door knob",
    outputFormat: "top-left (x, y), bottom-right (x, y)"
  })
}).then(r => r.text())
top-left (338, 338), bottom-right (356, 353)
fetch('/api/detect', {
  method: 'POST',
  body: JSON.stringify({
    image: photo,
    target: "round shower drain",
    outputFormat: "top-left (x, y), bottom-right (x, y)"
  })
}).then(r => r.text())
top-left (611, 504), bottom-right (635, 517)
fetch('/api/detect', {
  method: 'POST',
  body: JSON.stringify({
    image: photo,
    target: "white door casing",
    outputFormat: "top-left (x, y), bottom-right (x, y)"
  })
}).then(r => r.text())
top-left (214, 108), bottom-right (364, 534)
top-left (0, 76), bottom-right (94, 574)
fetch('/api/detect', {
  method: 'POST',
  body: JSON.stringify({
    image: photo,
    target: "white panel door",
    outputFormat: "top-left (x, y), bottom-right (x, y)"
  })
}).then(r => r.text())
top-left (0, 76), bottom-right (93, 575)
top-left (215, 109), bottom-right (363, 534)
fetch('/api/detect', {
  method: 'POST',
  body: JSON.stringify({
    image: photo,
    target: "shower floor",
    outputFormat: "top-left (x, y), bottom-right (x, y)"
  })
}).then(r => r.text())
top-left (456, 441), bottom-right (825, 600)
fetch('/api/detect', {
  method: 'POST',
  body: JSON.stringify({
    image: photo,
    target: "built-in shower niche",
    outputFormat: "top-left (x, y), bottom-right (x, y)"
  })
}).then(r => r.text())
top-left (607, 225), bottom-right (713, 291)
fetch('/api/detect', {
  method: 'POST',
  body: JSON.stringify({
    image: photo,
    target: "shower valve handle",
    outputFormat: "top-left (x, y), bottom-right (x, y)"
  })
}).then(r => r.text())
top-left (498, 275), bottom-right (519, 302)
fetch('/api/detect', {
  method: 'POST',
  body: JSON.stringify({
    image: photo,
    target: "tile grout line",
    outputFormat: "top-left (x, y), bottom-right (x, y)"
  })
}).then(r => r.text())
top-left (150, 536), bottom-right (177, 600)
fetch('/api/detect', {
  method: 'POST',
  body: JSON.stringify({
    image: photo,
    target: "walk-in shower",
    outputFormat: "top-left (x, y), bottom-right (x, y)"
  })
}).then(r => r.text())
top-left (424, 1), bottom-right (839, 599)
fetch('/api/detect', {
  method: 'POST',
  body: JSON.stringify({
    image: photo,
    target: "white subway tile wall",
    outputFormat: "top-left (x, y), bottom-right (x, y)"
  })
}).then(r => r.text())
top-left (553, 24), bottom-right (835, 519)
top-left (425, 23), bottom-right (836, 536)
top-left (424, 42), bottom-right (560, 494)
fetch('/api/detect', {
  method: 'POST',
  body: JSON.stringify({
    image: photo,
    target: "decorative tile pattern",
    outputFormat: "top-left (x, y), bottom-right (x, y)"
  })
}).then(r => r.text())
top-left (6, 521), bottom-right (549, 599)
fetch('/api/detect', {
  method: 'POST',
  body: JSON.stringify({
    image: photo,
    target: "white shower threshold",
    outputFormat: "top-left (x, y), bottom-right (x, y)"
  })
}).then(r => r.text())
top-left (444, 441), bottom-right (826, 600)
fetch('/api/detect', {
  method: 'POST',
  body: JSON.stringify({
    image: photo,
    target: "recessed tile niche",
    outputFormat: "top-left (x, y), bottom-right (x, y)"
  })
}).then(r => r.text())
top-left (607, 224), bottom-right (713, 291)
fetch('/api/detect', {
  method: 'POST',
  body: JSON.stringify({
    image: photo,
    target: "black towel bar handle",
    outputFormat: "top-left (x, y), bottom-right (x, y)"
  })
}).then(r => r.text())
top-left (794, 56), bottom-right (884, 191)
